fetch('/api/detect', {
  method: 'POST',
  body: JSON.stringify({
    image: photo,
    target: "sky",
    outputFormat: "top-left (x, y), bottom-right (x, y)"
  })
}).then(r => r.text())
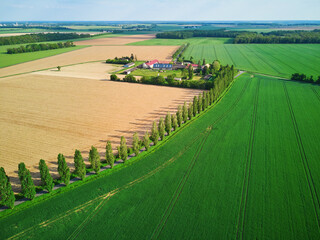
top-left (0, 0), bottom-right (319, 22)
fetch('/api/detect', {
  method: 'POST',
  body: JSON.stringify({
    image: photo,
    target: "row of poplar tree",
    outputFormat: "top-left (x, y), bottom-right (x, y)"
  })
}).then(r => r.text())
top-left (0, 66), bottom-right (235, 209)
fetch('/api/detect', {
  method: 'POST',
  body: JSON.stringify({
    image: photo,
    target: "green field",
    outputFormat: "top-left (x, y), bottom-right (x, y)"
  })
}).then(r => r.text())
top-left (183, 44), bottom-right (320, 78)
top-left (128, 37), bottom-right (233, 46)
top-left (0, 44), bottom-right (88, 68)
top-left (1, 73), bottom-right (320, 239)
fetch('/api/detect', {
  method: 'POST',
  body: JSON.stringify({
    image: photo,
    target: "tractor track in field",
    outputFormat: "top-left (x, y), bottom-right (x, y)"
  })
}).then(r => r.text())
top-left (223, 45), bottom-right (236, 66)
top-left (283, 82), bottom-right (320, 233)
top-left (242, 45), bottom-right (282, 75)
top-left (213, 45), bottom-right (218, 59)
top-left (235, 78), bottom-right (260, 240)
top-left (311, 86), bottom-right (320, 102)
top-left (150, 127), bottom-right (211, 240)
top-left (151, 77), bottom-right (251, 239)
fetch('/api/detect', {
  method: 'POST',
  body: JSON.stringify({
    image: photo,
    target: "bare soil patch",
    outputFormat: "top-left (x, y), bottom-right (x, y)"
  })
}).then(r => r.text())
top-left (75, 34), bottom-right (156, 45)
top-left (0, 73), bottom-right (201, 191)
top-left (0, 45), bottom-right (178, 78)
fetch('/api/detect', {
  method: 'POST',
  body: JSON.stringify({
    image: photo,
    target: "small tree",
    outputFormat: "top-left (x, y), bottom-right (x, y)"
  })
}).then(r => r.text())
top-left (18, 163), bottom-right (36, 200)
top-left (188, 102), bottom-right (193, 120)
top-left (89, 146), bottom-right (101, 174)
top-left (151, 121), bottom-right (159, 146)
top-left (74, 150), bottom-right (86, 180)
top-left (0, 167), bottom-right (15, 209)
top-left (133, 132), bottom-right (140, 156)
top-left (57, 66), bottom-right (61, 71)
top-left (176, 106), bottom-right (183, 127)
top-left (165, 112), bottom-right (172, 135)
top-left (183, 102), bottom-right (188, 123)
top-left (203, 59), bottom-right (206, 66)
top-left (110, 74), bottom-right (118, 81)
top-left (57, 154), bottom-right (70, 185)
top-left (172, 114), bottom-right (178, 131)
top-left (39, 159), bottom-right (54, 192)
top-left (158, 118), bottom-right (165, 141)
top-left (143, 131), bottom-right (150, 151)
top-left (213, 60), bottom-right (221, 72)
top-left (105, 142), bottom-right (115, 168)
top-left (120, 136), bottom-right (128, 163)
top-left (193, 96), bottom-right (198, 117)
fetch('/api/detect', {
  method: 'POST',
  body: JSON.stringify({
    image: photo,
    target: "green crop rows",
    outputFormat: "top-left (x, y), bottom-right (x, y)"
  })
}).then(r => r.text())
top-left (1, 73), bottom-right (320, 239)
top-left (183, 44), bottom-right (320, 78)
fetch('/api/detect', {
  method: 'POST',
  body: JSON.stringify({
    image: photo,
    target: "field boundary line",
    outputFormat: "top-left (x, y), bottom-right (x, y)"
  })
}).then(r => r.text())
top-left (283, 82), bottom-right (320, 233)
top-left (235, 78), bottom-right (260, 240)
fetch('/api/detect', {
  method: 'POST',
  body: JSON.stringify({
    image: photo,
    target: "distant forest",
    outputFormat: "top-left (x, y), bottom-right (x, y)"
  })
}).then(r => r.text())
top-left (0, 33), bottom-right (90, 46)
top-left (156, 29), bottom-right (320, 44)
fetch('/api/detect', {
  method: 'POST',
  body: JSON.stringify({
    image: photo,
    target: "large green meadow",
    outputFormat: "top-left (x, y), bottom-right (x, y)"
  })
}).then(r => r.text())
top-left (183, 44), bottom-right (320, 78)
top-left (1, 73), bottom-right (320, 239)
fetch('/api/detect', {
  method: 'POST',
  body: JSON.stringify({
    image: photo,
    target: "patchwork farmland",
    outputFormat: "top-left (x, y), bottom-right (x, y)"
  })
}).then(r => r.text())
top-left (2, 73), bottom-right (320, 239)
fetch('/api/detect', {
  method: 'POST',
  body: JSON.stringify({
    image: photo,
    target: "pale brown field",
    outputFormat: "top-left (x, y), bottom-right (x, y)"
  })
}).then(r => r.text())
top-left (75, 34), bottom-right (156, 45)
top-left (0, 45), bottom-right (178, 78)
top-left (0, 72), bottom-right (201, 191)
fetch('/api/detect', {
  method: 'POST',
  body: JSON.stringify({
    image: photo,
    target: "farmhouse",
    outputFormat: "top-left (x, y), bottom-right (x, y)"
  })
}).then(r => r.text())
top-left (143, 59), bottom-right (159, 69)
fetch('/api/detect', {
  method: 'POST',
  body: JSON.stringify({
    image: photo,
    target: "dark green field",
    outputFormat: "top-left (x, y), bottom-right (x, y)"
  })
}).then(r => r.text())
top-left (1, 73), bottom-right (320, 239)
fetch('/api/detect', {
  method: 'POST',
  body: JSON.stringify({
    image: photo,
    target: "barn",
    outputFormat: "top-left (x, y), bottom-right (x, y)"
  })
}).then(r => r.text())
top-left (143, 59), bottom-right (159, 69)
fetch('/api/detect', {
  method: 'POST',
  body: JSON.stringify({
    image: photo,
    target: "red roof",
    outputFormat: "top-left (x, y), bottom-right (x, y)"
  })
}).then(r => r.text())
top-left (146, 59), bottom-right (159, 66)
top-left (186, 64), bottom-right (199, 68)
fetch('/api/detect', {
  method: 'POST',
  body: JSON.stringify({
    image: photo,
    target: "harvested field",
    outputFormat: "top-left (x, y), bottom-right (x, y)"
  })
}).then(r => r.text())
top-left (33, 62), bottom-right (123, 80)
top-left (75, 34), bottom-right (156, 45)
top-left (0, 45), bottom-right (178, 78)
top-left (0, 73), bottom-right (201, 191)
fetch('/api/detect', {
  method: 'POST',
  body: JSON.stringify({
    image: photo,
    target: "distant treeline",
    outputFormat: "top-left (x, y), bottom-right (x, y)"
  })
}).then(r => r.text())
top-left (156, 29), bottom-right (242, 39)
top-left (291, 73), bottom-right (320, 84)
top-left (0, 33), bottom-right (90, 46)
top-left (106, 54), bottom-right (136, 64)
top-left (111, 64), bottom-right (235, 90)
top-left (234, 30), bottom-right (320, 44)
top-left (7, 41), bottom-right (75, 54)
top-left (156, 29), bottom-right (320, 44)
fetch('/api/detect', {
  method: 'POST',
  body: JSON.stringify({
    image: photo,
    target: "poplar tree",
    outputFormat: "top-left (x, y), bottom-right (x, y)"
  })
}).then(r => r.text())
top-left (57, 153), bottom-right (70, 185)
top-left (210, 88), bottom-right (215, 104)
top-left (0, 167), bottom-right (15, 209)
top-left (176, 106), bottom-right (183, 127)
top-left (188, 102), bottom-right (193, 120)
top-left (202, 92), bottom-right (207, 110)
top-left (198, 94), bottom-right (202, 113)
top-left (151, 121), bottom-right (159, 146)
top-left (143, 131), bottom-right (150, 151)
top-left (165, 112), bottom-right (172, 135)
top-left (172, 114), bottom-right (178, 131)
top-left (133, 132), bottom-right (140, 156)
top-left (206, 92), bottom-right (210, 106)
top-left (39, 159), bottom-right (54, 192)
top-left (105, 142), bottom-right (115, 168)
top-left (74, 150), bottom-right (86, 180)
top-left (188, 65), bottom-right (193, 80)
top-left (193, 96), bottom-right (198, 116)
top-left (120, 136), bottom-right (128, 163)
top-left (158, 118), bottom-right (165, 141)
top-left (183, 102), bottom-right (188, 123)
top-left (18, 163), bottom-right (36, 200)
top-left (89, 146), bottom-right (101, 173)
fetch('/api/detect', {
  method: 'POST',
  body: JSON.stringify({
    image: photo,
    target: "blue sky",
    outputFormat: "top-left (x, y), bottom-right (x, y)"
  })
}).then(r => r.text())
top-left (0, 0), bottom-right (319, 21)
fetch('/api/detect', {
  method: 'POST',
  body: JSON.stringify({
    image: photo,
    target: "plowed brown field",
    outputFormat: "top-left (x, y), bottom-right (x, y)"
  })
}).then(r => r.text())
top-left (0, 73), bottom-right (201, 191)
top-left (0, 45), bottom-right (178, 78)
top-left (75, 34), bottom-right (156, 45)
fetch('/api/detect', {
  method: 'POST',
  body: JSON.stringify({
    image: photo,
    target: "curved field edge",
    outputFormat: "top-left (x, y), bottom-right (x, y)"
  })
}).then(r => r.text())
top-left (0, 72), bottom-right (241, 221)
top-left (0, 45), bottom-right (89, 69)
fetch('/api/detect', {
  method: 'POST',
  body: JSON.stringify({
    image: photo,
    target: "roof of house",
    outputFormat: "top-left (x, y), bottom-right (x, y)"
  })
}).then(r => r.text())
top-left (186, 64), bottom-right (199, 68)
top-left (145, 59), bottom-right (159, 66)
top-left (154, 63), bottom-right (173, 68)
